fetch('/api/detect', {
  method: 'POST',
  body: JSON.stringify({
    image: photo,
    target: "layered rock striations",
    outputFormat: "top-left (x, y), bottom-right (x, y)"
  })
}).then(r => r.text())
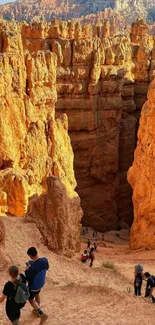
top-left (82, 9), bottom-right (128, 35)
top-left (54, 32), bottom-right (134, 231)
top-left (128, 79), bottom-right (155, 249)
top-left (0, 19), bottom-right (155, 233)
top-left (21, 19), bottom-right (155, 231)
top-left (0, 21), bottom-right (82, 256)
top-left (49, 19), bottom-right (154, 230)
top-left (0, 0), bottom-right (154, 24)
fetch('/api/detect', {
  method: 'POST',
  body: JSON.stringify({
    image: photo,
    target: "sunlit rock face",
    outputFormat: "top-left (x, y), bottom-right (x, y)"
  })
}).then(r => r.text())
top-left (50, 19), bottom-right (154, 231)
top-left (0, 19), bottom-right (155, 234)
top-left (128, 79), bottom-right (155, 249)
top-left (0, 0), bottom-right (154, 24)
top-left (0, 20), bottom-right (82, 255)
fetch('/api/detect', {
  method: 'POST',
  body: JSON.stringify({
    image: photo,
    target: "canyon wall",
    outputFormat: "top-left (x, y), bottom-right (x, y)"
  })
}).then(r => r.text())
top-left (49, 19), bottom-right (154, 231)
top-left (0, 19), bottom-right (155, 234)
top-left (0, 21), bottom-right (82, 256)
top-left (54, 19), bottom-right (154, 231)
top-left (0, 0), bottom-right (154, 23)
top-left (128, 78), bottom-right (155, 249)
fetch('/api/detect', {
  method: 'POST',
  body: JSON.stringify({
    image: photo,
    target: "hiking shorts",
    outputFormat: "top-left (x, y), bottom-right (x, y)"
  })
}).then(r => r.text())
top-left (29, 289), bottom-right (41, 301)
top-left (6, 299), bottom-right (21, 322)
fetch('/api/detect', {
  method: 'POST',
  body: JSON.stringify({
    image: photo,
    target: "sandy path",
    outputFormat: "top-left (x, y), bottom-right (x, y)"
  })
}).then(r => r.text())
top-left (0, 216), bottom-right (155, 325)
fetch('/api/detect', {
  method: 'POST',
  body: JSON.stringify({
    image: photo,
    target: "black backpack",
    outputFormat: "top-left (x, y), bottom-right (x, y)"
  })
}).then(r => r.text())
top-left (150, 276), bottom-right (155, 287)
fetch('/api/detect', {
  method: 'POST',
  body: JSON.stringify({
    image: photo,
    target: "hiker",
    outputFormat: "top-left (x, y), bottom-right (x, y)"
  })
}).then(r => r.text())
top-left (87, 239), bottom-right (90, 249)
top-left (93, 231), bottom-right (98, 238)
top-left (89, 247), bottom-right (95, 267)
top-left (134, 264), bottom-right (143, 296)
top-left (143, 272), bottom-right (155, 302)
top-left (94, 242), bottom-right (98, 252)
top-left (81, 250), bottom-right (88, 263)
top-left (25, 247), bottom-right (49, 323)
top-left (0, 265), bottom-right (28, 325)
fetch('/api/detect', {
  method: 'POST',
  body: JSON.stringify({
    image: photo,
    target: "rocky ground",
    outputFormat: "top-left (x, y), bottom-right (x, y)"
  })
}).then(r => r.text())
top-left (0, 216), bottom-right (155, 325)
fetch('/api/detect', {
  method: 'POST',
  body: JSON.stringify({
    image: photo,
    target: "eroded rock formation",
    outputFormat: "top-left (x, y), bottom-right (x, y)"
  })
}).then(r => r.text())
top-left (128, 78), bottom-right (155, 249)
top-left (0, 0), bottom-right (154, 24)
top-left (0, 20), bottom-right (82, 255)
top-left (116, 0), bottom-right (154, 22)
top-left (0, 19), bottom-right (155, 234)
top-left (27, 176), bottom-right (82, 257)
top-left (52, 19), bottom-right (154, 230)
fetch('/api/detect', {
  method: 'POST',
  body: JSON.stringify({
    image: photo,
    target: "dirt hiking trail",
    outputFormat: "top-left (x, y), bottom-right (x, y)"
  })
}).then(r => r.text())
top-left (0, 216), bottom-right (155, 325)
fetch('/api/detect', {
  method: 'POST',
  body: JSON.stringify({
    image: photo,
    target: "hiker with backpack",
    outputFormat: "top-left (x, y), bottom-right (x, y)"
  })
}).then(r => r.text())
top-left (25, 247), bottom-right (49, 324)
top-left (134, 264), bottom-right (143, 296)
top-left (144, 272), bottom-right (155, 302)
top-left (0, 265), bottom-right (29, 325)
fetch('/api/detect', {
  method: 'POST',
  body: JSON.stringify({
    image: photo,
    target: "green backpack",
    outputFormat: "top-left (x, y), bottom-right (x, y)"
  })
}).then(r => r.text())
top-left (14, 281), bottom-right (30, 304)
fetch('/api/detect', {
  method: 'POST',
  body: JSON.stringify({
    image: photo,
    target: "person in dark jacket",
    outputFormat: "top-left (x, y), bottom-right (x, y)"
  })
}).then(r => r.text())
top-left (87, 239), bottom-right (90, 249)
top-left (143, 272), bottom-right (155, 302)
top-left (89, 247), bottom-right (95, 267)
top-left (25, 247), bottom-right (49, 324)
top-left (94, 242), bottom-right (98, 252)
top-left (134, 272), bottom-right (143, 296)
top-left (0, 265), bottom-right (26, 325)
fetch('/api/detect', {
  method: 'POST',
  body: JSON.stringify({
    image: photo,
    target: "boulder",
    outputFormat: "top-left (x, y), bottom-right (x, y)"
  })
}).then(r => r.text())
top-left (27, 176), bottom-right (83, 257)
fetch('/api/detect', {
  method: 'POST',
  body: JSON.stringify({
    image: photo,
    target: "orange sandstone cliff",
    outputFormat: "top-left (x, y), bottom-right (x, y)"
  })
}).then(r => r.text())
top-left (52, 19), bottom-right (154, 231)
top-left (128, 78), bottom-right (155, 249)
top-left (0, 19), bottom-right (155, 236)
top-left (0, 21), bottom-right (82, 256)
